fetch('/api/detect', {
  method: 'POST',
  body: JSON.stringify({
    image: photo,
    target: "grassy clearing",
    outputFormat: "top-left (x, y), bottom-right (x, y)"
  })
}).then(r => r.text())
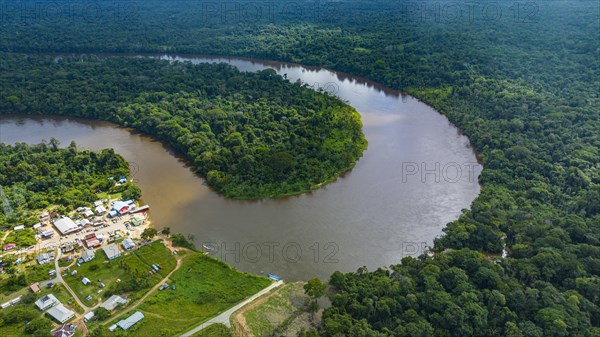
top-left (3, 229), bottom-right (36, 247)
top-left (24, 262), bottom-right (54, 284)
top-left (63, 241), bottom-right (175, 306)
top-left (191, 324), bottom-right (233, 337)
top-left (0, 286), bottom-right (29, 303)
top-left (242, 282), bottom-right (311, 337)
top-left (119, 253), bottom-right (271, 336)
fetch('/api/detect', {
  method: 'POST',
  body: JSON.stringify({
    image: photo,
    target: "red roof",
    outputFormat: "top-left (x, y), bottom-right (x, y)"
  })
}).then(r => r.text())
top-left (3, 243), bottom-right (16, 250)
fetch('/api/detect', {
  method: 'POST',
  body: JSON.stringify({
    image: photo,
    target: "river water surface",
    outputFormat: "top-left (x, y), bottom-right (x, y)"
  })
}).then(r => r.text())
top-left (0, 55), bottom-right (481, 280)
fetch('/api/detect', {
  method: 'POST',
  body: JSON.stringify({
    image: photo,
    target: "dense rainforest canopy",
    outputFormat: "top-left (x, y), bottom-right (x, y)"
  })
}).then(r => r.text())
top-left (0, 55), bottom-right (367, 199)
top-left (0, 142), bottom-right (134, 228)
top-left (0, 0), bottom-right (598, 336)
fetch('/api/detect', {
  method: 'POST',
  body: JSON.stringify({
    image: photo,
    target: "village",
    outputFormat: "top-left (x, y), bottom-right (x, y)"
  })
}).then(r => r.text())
top-left (0, 194), bottom-right (154, 336)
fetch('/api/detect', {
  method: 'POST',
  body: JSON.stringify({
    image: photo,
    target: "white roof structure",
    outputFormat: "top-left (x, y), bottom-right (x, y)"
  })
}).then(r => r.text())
top-left (94, 200), bottom-right (103, 207)
top-left (33, 223), bottom-right (42, 229)
top-left (116, 311), bottom-right (144, 330)
top-left (95, 205), bottom-right (107, 214)
top-left (82, 277), bottom-right (91, 285)
top-left (53, 217), bottom-right (79, 235)
top-left (83, 311), bottom-right (95, 322)
top-left (122, 238), bottom-right (135, 250)
top-left (47, 303), bottom-right (74, 323)
top-left (100, 295), bottom-right (126, 311)
top-left (35, 294), bottom-right (58, 310)
top-left (13, 225), bottom-right (25, 231)
top-left (37, 253), bottom-right (53, 264)
top-left (84, 210), bottom-right (94, 218)
top-left (103, 243), bottom-right (121, 260)
top-left (82, 250), bottom-right (95, 261)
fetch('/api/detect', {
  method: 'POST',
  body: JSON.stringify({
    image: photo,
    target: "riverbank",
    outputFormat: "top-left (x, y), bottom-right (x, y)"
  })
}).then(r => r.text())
top-left (0, 54), bottom-right (481, 280)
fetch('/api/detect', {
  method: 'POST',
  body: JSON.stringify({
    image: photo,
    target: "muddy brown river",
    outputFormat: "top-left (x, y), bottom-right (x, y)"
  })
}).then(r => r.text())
top-left (0, 55), bottom-right (481, 280)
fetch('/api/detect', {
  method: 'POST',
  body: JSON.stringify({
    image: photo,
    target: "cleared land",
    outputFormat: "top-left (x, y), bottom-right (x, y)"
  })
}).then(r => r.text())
top-left (234, 282), bottom-right (317, 337)
top-left (118, 253), bottom-right (271, 336)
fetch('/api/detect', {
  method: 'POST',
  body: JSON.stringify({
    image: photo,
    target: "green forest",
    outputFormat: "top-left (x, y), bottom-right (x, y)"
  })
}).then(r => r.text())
top-left (0, 0), bottom-right (598, 336)
top-left (0, 55), bottom-right (367, 199)
top-left (0, 142), bottom-right (133, 228)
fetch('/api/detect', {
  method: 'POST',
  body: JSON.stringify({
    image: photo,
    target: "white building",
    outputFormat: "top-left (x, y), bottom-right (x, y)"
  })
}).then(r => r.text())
top-left (53, 217), bottom-right (79, 235)
top-left (93, 200), bottom-right (103, 207)
top-left (100, 295), bottom-right (126, 311)
top-left (37, 253), bottom-right (54, 265)
top-left (82, 277), bottom-right (91, 285)
top-left (13, 225), bottom-right (24, 231)
top-left (35, 294), bottom-right (58, 310)
top-left (83, 311), bottom-right (95, 322)
top-left (47, 303), bottom-right (75, 323)
top-left (81, 250), bottom-right (95, 262)
top-left (116, 311), bottom-right (144, 330)
top-left (95, 205), bottom-right (107, 215)
top-left (122, 238), bottom-right (135, 251)
top-left (103, 243), bottom-right (121, 260)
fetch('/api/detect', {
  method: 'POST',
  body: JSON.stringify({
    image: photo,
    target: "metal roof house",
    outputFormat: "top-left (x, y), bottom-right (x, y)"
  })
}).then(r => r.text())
top-left (103, 243), bottom-right (121, 260)
top-left (47, 303), bottom-right (75, 323)
top-left (81, 249), bottom-right (95, 262)
top-left (53, 217), bottom-right (79, 235)
top-left (100, 295), bottom-right (126, 311)
top-left (35, 294), bottom-right (59, 310)
top-left (83, 311), bottom-right (95, 322)
top-left (30, 282), bottom-right (41, 293)
top-left (116, 311), bottom-right (144, 330)
top-left (95, 205), bottom-right (107, 215)
top-left (37, 253), bottom-right (54, 265)
top-left (122, 238), bottom-right (135, 251)
top-left (2, 243), bottom-right (16, 251)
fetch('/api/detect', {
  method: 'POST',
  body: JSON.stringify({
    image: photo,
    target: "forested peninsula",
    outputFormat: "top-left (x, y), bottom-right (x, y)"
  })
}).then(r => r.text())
top-left (0, 55), bottom-right (367, 199)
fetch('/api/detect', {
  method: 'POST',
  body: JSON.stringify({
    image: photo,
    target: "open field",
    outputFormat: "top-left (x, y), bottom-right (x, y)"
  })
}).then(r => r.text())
top-left (234, 282), bottom-right (317, 337)
top-left (62, 241), bottom-right (176, 306)
top-left (112, 253), bottom-right (271, 336)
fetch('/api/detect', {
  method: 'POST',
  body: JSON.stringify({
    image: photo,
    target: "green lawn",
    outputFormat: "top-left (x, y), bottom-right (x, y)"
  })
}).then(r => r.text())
top-left (191, 324), bottom-right (233, 337)
top-left (117, 253), bottom-right (271, 336)
top-left (62, 241), bottom-right (175, 306)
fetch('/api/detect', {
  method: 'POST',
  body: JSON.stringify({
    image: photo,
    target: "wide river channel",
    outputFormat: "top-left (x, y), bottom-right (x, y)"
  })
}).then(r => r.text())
top-left (0, 55), bottom-right (482, 281)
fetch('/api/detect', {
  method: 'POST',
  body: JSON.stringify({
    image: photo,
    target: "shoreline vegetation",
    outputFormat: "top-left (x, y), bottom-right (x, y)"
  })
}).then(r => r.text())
top-left (0, 54), bottom-right (368, 200)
